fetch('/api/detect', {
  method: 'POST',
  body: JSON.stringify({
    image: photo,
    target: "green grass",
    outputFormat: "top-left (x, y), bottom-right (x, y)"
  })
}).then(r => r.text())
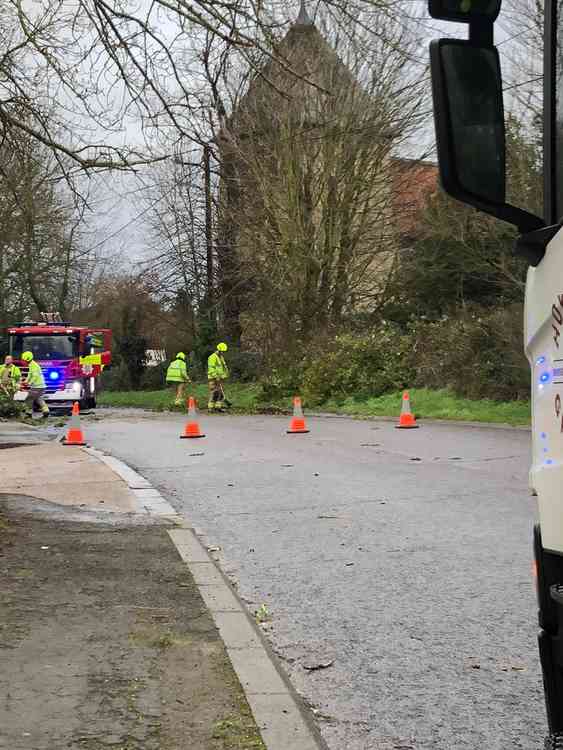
top-left (98, 385), bottom-right (530, 426)
top-left (320, 388), bottom-right (531, 426)
top-left (98, 383), bottom-right (262, 412)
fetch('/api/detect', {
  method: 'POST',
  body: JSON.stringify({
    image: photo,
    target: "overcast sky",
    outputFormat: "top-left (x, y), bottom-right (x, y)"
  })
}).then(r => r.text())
top-left (80, 0), bottom-right (531, 268)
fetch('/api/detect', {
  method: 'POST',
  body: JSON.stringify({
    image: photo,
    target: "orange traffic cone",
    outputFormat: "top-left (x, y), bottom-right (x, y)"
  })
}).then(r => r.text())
top-left (63, 401), bottom-right (87, 445)
top-left (180, 397), bottom-right (206, 439)
top-left (286, 396), bottom-right (310, 434)
top-left (396, 390), bottom-right (419, 429)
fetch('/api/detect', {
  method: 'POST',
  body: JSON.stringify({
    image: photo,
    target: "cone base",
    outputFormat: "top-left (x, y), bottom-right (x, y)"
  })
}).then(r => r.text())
top-left (180, 421), bottom-right (206, 439)
top-left (62, 425), bottom-right (87, 445)
top-left (286, 429), bottom-right (310, 434)
top-left (395, 424), bottom-right (419, 429)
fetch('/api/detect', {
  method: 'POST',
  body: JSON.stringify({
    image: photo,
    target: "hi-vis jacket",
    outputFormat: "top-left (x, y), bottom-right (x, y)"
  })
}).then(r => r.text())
top-left (166, 358), bottom-right (189, 383)
top-left (26, 360), bottom-right (45, 389)
top-left (0, 363), bottom-right (21, 388)
top-left (207, 352), bottom-right (229, 381)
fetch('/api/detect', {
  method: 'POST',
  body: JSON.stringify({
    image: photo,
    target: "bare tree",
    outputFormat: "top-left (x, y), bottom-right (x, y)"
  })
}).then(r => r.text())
top-left (213, 10), bottom-right (427, 348)
top-left (143, 155), bottom-right (208, 309)
top-left (0, 0), bottom-right (429, 175)
top-left (0, 126), bottom-right (105, 324)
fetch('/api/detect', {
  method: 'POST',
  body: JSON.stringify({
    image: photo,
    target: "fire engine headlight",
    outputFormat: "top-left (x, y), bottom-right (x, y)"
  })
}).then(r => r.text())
top-left (71, 381), bottom-right (82, 393)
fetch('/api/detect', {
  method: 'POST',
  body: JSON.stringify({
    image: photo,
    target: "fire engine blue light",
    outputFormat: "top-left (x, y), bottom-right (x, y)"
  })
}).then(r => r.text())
top-left (546, 459), bottom-right (554, 465)
top-left (541, 432), bottom-right (547, 439)
top-left (536, 356), bottom-right (546, 365)
top-left (48, 370), bottom-right (60, 382)
top-left (540, 372), bottom-right (550, 383)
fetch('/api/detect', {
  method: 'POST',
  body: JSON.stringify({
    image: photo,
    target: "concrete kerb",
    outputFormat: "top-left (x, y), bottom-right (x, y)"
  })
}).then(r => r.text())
top-left (83, 447), bottom-right (179, 519)
top-left (168, 526), bottom-right (327, 750)
top-left (83, 445), bottom-right (325, 749)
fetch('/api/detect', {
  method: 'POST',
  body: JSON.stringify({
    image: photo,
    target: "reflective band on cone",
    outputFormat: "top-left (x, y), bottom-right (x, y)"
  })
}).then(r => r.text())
top-left (287, 396), bottom-right (310, 434)
top-left (63, 401), bottom-right (87, 445)
top-left (180, 397), bottom-right (206, 439)
top-left (395, 391), bottom-right (419, 429)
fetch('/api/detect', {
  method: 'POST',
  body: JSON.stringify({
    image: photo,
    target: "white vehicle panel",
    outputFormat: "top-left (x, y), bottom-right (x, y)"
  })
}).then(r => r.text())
top-left (526, 229), bottom-right (563, 552)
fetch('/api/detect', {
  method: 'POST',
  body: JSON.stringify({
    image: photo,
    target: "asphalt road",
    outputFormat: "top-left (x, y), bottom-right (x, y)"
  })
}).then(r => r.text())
top-left (86, 410), bottom-right (544, 750)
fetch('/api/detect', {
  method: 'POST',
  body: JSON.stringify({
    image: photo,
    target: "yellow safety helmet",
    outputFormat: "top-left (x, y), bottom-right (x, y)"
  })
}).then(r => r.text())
top-left (21, 351), bottom-right (34, 362)
top-left (176, 352), bottom-right (186, 360)
top-left (217, 343), bottom-right (228, 352)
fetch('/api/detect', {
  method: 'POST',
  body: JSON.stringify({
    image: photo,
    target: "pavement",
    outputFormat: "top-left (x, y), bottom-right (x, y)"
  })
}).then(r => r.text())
top-left (84, 409), bottom-right (546, 750)
top-left (0, 427), bottom-right (324, 750)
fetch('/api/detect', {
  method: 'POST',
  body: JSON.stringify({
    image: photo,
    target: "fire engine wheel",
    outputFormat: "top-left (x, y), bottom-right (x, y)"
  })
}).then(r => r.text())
top-left (82, 396), bottom-right (96, 410)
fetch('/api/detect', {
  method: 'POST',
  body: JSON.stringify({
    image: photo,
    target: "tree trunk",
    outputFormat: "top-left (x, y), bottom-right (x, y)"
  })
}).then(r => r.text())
top-left (216, 147), bottom-right (242, 344)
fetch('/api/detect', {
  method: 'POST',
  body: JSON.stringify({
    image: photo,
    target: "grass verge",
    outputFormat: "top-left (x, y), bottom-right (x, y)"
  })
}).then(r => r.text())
top-left (99, 385), bottom-right (530, 426)
top-left (98, 383), bottom-right (261, 412)
top-left (320, 388), bottom-right (531, 426)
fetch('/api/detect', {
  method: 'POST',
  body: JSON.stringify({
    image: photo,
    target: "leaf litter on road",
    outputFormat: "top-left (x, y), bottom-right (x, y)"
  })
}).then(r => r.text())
top-left (254, 604), bottom-right (271, 623)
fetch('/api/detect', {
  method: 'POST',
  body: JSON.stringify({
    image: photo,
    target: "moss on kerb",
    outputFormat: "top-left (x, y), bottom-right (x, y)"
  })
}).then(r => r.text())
top-left (211, 652), bottom-right (267, 749)
top-left (212, 714), bottom-right (266, 748)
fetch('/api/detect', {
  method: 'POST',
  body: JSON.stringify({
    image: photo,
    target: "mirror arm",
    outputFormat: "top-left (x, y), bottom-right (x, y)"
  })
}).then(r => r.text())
top-left (515, 224), bottom-right (561, 267)
top-left (492, 204), bottom-right (545, 234)
top-left (469, 20), bottom-right (493, 47)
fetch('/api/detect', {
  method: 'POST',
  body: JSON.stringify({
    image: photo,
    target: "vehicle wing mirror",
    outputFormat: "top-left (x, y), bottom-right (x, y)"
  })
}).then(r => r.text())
top-left (429, 0), bottom-right (501, 24)
top-left (430, 39), bottom-right (544, 233)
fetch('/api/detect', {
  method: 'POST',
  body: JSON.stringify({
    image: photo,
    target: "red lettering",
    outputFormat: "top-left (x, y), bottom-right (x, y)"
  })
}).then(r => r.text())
top-left (554, 305), bottom-right (563, 326)
top-left (558, 294), bottom-right (563, 307)
top-left (554, 324), bottom-right (561, 348)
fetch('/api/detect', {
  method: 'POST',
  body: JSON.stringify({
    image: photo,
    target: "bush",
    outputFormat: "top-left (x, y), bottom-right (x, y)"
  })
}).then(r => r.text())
top-left (0, 392), bottom-right (23, 419)
top-left (257, 306), bottom-right (528, 406)
top-left (226, 349), bottom-right (262, 382)
top-left (259, 363), bottom-right (304, 401)
top-left (139, 362), bottom-right (167, 390)
top-left (300, 326), bottom-right (416, 406)
top-left (410, 304), bottom-right (529, 401)
top-left (100, 363), bottom-right (131, 391)
top-left (187, 351), bottom-right (206, 382)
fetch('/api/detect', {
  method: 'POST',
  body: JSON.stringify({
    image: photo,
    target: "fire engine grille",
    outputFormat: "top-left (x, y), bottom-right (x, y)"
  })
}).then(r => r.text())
top-left (19, 365), bottom-right (68, 394)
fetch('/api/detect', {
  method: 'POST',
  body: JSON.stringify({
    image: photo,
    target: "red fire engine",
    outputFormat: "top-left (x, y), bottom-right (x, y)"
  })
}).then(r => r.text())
top-left (7, 313), bottom-right (111, 410)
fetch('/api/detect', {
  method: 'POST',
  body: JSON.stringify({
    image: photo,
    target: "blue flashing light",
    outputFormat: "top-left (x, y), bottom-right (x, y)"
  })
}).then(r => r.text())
top-left (540, 372), bottom-right (551, 383)
top-left (541, 432), bottom-right (548, 439)
top-left (536, 356), bottom-right (546, 366)
top-left (48, 370), bottom-right (60, 382)
top-left (544, 447), bottom-right (549, 453)
top-left (546, 459), bottom-right (554, 465)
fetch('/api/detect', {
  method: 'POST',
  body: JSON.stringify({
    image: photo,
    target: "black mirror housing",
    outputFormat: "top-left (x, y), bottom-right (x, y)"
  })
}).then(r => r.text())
top-left (429, 0), bottom-right (501, 24)
top-left (431, 40), bottom-right (506, 203)
top-left (430, 38), bottom-right (544, 233)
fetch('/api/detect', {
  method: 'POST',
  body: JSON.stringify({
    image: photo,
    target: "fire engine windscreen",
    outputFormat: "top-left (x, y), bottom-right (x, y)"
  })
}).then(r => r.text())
top-left (10, 334), bottom-right (78, 361)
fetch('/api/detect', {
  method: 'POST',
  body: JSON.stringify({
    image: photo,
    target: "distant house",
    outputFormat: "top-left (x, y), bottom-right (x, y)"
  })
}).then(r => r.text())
top-left (390, 158), bottom-right (439, 246)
